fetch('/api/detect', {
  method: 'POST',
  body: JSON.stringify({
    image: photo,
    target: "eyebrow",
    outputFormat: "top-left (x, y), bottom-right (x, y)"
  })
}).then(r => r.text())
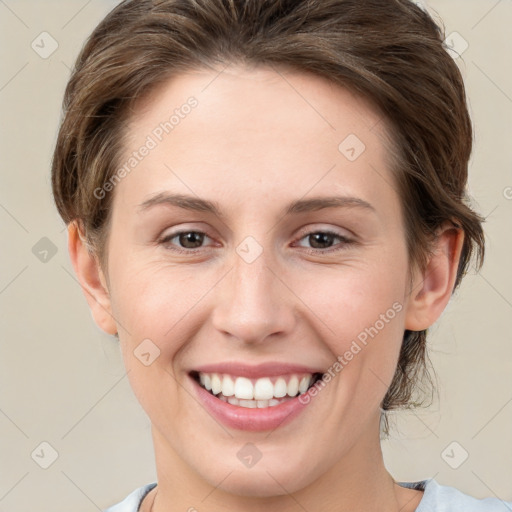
top-left (137, 192), bottom-right (376, 217)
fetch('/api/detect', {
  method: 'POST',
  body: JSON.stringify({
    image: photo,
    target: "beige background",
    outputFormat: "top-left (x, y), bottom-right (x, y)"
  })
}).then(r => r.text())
top-left (0, 0), bottom-right (511, 510)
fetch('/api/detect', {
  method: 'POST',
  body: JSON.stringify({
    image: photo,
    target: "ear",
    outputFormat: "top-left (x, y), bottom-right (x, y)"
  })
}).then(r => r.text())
top-left (404, 222), bottom-right (465, 331)
top-left (67, 221), bottom-right (117, 335)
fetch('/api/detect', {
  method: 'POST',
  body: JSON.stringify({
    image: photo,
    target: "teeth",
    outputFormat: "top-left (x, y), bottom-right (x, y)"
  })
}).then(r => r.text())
top-left (287, 376), bottom-right (299, 397)
top-left (299, 376), bottom-right (311, 393)
top-left (202, 373), bottom-right (212, 391)
top-left (227, 396), bottom-right (239, 406)
top-left (234, 377), bottom-right (253, 399)
top-left (197, 372), bottom-right (316, 403)
top-left (221, 375), bottom-right (235, 397)
top-left (211, 374), bottom-right (222, 395)
top-left (237, 398), bottom-right (281, 408)
top-left (254, 377), bottom-right (274, 400)
top-left (274, 378), bottom-right (288, 398)
top-left (238, 399), bottom-right (257, 408)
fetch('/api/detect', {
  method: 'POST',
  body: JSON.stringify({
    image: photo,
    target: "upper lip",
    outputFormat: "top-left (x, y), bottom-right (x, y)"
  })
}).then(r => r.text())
top-left (191, 361), bottom-right (324, 379)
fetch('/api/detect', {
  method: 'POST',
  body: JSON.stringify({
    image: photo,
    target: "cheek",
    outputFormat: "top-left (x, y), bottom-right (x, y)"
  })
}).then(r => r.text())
top-left (297, 260), bottom-right (406, 344)
top-left (109, 263), bottom-right (226, 415)
top-left (110, 249), bottom-right (407, 357)
top-left (292, 256), bottom-right (407, 395)
top-left (109, 258), bottom-right (211, 340)
top-left (111, 265), bottom-right (192, 420)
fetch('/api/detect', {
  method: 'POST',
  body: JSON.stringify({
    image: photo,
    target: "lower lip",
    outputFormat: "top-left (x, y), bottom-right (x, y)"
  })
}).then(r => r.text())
top-left (191, 376), bottom-right (312, 431)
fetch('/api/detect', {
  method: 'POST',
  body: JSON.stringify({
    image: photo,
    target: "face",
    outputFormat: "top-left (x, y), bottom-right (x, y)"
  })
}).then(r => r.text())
top-left (100, 65), bottom-right (415, 496)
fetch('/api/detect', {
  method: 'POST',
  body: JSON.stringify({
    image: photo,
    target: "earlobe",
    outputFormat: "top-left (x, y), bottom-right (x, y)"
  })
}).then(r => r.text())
top-left (67, 221), bottom-right (118, 335)
top-left (404, 223), bottom-right (465, 332)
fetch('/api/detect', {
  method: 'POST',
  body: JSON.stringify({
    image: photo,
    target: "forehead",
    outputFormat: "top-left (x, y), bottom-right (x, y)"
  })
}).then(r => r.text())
top-left (115, 64), bottom-right (400, 219)
top-left (130, 64), bottom-right (391, 150)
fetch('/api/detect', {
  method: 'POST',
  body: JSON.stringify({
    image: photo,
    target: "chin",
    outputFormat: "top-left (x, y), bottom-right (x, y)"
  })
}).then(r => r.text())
top-left (199, 458), bottom-right (320, 498)
top-left (215, 471), bottom-right (295, 498)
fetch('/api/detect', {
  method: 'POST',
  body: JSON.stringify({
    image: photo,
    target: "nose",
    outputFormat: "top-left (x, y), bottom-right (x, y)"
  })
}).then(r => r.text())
top-left (211, 245), bottom-right (296, 345)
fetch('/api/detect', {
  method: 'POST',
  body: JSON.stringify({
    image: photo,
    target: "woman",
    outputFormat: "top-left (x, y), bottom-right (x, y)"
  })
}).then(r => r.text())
top-left (51, 0), bottom-right (511, 510)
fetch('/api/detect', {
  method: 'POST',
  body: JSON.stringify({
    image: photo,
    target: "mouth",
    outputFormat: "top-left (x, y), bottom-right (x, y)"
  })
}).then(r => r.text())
top-left (190, 371), bottom-right (324, 409)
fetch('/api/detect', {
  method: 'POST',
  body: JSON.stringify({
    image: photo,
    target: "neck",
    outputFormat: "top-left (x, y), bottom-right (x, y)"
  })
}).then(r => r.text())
top-left (147, 415), bottom-right (409, 512)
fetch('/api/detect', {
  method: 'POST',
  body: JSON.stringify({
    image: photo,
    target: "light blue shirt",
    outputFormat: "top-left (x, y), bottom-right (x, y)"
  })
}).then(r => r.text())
top-left (104, 478), bottom-right (512, 511)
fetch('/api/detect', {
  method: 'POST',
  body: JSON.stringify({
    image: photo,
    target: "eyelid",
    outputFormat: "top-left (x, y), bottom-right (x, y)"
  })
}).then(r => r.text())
top-left (292, 228), bottom-right (355, 253)
top-left (158, 228), bottom-right (215, 250)
top-left (158, 222), bottom-right (214, 240)
top-left (294, 223), bottom-right (355, 241)
top-left (158, 224), bottom-right (356, 256)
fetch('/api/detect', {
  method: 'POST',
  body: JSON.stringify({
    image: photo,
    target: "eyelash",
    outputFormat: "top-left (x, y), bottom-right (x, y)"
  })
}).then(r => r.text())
top-left (158, 229), bottom-right (355, 255)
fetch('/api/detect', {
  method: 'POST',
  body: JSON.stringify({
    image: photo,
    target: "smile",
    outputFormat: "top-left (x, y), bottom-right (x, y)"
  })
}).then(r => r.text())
top-left (191, 371), bottom-right (323, 409)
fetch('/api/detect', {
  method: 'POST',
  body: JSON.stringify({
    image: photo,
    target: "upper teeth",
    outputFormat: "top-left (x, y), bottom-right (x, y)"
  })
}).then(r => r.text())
top-left (198, 373), bottom-right (314, 400)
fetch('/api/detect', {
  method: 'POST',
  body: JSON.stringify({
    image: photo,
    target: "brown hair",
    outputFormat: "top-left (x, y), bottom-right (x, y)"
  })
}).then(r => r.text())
top-left (51, 0), bottom-right (485, 436)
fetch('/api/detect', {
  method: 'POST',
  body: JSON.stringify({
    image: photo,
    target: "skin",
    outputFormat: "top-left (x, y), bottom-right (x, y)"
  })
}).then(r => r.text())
top-left (69, 64), bottom-right (464, 512)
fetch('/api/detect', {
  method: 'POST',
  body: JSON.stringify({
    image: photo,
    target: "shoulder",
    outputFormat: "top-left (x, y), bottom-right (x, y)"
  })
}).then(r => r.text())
top-left (398, 478), bottom-right (512, 512)
top-left (103, 483), bottom-right (157, 512)
top-left (103, 479), bottom-right (511, 512)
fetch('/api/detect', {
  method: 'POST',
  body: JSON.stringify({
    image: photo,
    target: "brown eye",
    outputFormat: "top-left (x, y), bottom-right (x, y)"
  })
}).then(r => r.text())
top-left (308, 232), bottom-right (337, 249)
top-left (176, 231), bottom-right (205, 249)
top-left (159, 230), bottom-right (212, 253)
top-left (295, 230), bottom-right (354, 253)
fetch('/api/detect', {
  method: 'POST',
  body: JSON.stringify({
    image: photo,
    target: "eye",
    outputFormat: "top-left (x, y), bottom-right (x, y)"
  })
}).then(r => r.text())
top-left (158, 228), bottom-right (355, 255)
top-left (159, 230), bottom-right (213, 253)
top-left (294, 230), bottom-right (355, 253)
